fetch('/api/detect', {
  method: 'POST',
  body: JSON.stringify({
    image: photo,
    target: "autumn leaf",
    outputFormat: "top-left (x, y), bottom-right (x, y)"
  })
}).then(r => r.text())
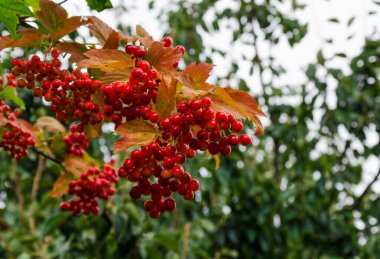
top-left (103, 29), bottom-right (119, 49)
top-left (55, 42), bottom-right (89, 63)
top-left (179, 84), bottom-right (209, 100)
top-left (179, 62), bottom-right (215, 90)
top-left (63, 154), bottom-right (99, 177)
top-left (34, 116), bottom-right (65, 133)
top-left (0, 28), bottom-right (45, 51)
top-left (87, 16), bottom-right (114, 44)
top-left (50, 172), bottom-right (74, 198)
top-left (145, 41), bottom-right (183, 74)
top-left (211, 86), bottom-right (266, 136)
top-left (114, 120), bottom-right (159, 152)
top-left (36, 0), bottom-right (68, 33)
top-left (77, 49), bottom-right (134, 71)
top-left (213, 155), bottom-right (220, 170)
top-left (50, 16), bottom-right (88, 41)
top-left (156, 74), bottom-right (177, 119)
top-left (136, 25), bottom-right (154, 48)
top-left (100, 68), bottom-right (132, 84)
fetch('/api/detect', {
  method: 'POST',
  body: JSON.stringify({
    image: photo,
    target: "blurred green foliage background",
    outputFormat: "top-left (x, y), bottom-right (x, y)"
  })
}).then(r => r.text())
top-left (0, 0), bottom-right (380, 258)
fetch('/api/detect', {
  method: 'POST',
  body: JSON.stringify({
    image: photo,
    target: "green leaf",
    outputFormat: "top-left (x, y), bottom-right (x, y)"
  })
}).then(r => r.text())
top-left (328, 18), bottom-right (339, 23)
top-left (25, 0), bottom-right (40, 11)
top-left (85, 0), bottom-right (113, 12)
top-left (347, 16), bottom-right (355, 26)
top-left (0, 0), bottom-right (34, 39)
top-left (0, 86), bottom-right (25, 109)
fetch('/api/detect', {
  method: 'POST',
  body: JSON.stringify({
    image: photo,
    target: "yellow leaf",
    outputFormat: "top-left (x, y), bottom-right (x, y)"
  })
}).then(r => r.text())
top-left (114, 120), bottom-right (159, 152)
top-left (77, 49), bottom-right (134, 72)
top-left (50, 172), bottom-right (74, 198)
top-left (156, 74), bottom-right (177, 119)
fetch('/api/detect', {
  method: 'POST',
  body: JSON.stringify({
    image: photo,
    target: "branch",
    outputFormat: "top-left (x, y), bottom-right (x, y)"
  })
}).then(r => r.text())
top-left (181, 223), bottom-right (191, 259)
top-left (30, 147), bottom-right (67, 172)
top-left (352, 165), bottom-right (380, 210)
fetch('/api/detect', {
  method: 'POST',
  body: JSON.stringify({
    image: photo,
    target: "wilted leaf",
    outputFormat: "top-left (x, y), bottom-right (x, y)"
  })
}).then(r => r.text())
top-left (156, 75), bottom-right (177, 119)
top-left (36, 0), bottom-right (68, 33)
top-left (114, 120), bottom-right (159, 152)
top-left (0, 28), bottom-right (45, 51)
top-left (0, 0), bottom-right (34, 39)
top-left (50, 172), bottom-right (74, 198)
top-left (77, 49), bottom-right (134, 71)
top-left (34, 116), bottom-right (65, 133)
top-left (145, 41), bottom-right (183, 74)
top-left (0, 86), bottom-right (25, 109)
top-left (211, 86), bottom-right (266, 136)
top-left (55, 42), bottom-right (89, 63)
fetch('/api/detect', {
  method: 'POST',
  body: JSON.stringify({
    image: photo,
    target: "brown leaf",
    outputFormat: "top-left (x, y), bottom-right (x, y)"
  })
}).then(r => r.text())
top-left (136, 25), bottom-right (154, 47)
top-left (211, 86), bottom-right (266, 136)
top-left (180, 83), bottom-right (209, 100)
top-left (36, 0), bottom-right (68, 33)
top-left (114, 120), bottom-right (159, 152)
top-left (179, 62), bottom-right (215, 89)
top-left (63, 154), bottom-right (99, 177)
top-left (50, 172), bottom-right (74, 198)
top-left (34, 116), bottom-right (65, 133)
top-left (145, 41), bottom-right (183, 74)
top-left (77, 49), bottom-right (134, 71)
top-left (0, 29), bottom-right (45, 51)
top-left (103, 30), bottom-right (120, 49)
top-left (55, 42), bottom-right (89, 63)
top-left (156, 75), bottom-right (177, 119)
top-left (100, 68), bottom-right (132, 84)
top-left (50, 16), bottom-right (88, 41)
top-left (87, 16), bottom-right (114, 44)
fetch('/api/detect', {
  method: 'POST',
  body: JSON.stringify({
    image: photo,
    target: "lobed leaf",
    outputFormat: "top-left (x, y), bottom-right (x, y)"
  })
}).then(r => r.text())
top-left (0, 86), bottom-right (25, 109)
top-left (36, 0), bottom-right (68, 33)
top-left (50, 16), bottom-right (88, 41)
top-left (211, 86), bottom-right (266, 136)
top-left (34, 116), bottom-right (65, 133)
top-left (55, 42), bottom-right (89, 63)
top-left (156, 75), bottom-right (177, 119)
top-left (77, 49), bottom-right (134, 71)
top-left (0, 28), bottom-right (45, 51)
top-left (145, 41), bottom-right (183, 74)
top-left (87, 16), bottom-right (114, 44)
top-left (0, 0), bottom-right (34, 39)
top-left (179, 62), bottom-right (215, 90)
top-left (136, 25), bottom-right (154, 48)
top-left (114, 120), bottom-right (159, 152)
top-left (50, 172), bottom-right (74, 198)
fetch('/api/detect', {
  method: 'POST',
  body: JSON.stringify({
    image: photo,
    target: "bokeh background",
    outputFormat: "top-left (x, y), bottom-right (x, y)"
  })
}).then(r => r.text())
top-left (1, 0), bottom-right (380, 258)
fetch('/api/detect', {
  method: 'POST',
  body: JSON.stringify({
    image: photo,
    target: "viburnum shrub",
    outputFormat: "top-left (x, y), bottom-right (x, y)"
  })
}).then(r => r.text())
top-left (0, 0), bottom-right (266, 218)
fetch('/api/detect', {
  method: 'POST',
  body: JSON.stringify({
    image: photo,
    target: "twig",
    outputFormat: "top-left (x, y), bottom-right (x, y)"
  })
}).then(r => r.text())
top-left (29, 155), bottom-right (45, 244)
top-left (31, 147), bottom-right (67, 172)
top-left (352, 165), bottom-right (380, 210)
top-left (181, 223), bottom-right (191, 259)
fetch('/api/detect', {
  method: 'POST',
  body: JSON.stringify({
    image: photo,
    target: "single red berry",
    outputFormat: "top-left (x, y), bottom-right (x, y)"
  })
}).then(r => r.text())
top-left (232, 120), bottom-right (244, 132)
top-left (240, 134), bottom-right (252, 146)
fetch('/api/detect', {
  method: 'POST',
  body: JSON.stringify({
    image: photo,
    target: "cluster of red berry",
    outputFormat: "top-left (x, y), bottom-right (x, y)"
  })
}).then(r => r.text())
top-left (117, 94), bottom-right (252, 218)
top-left (63, 125), bottom-right (90, 156)
top-left (0, 100), bottom-right (35, 160)
top-left (9, 50), bottom-right (103, 132)
top-left (60, 165), bottom-right (118, 215)
top-left (102, 61), bottom-right (159, 126)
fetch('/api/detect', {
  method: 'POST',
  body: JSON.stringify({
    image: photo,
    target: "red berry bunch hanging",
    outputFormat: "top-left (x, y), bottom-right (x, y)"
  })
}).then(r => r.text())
top-left (63, 125), bottom-right (90, 156)
top-left (0, 100), bottom-right (35, 160)
top-left (117, 96), bottom-right (252, 218)
top-left (60, 165), bottom-right (118, 215)
top-left (102, 60), bottom-right (159, 126)
top-left (9, 50), bottom-right (104, 132)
